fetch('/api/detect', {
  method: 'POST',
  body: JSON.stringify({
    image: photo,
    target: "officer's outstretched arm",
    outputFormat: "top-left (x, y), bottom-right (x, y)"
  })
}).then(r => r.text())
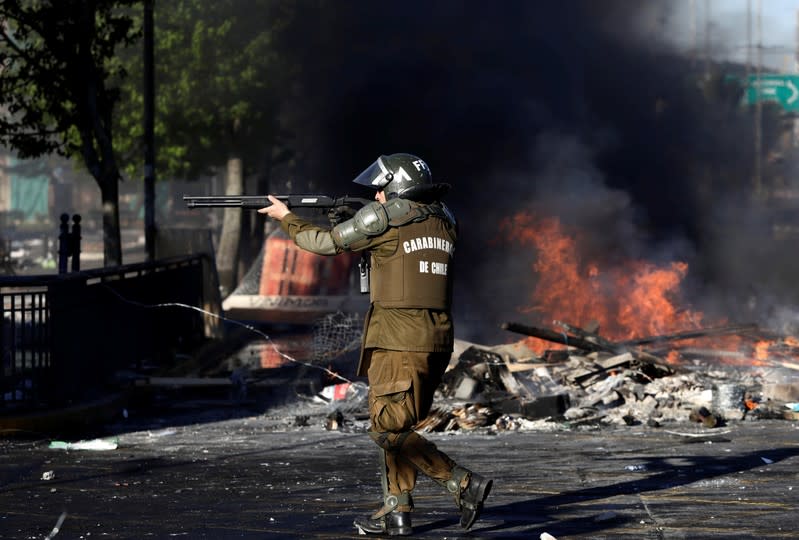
top-left (294, 228), bottom-right (340, 255)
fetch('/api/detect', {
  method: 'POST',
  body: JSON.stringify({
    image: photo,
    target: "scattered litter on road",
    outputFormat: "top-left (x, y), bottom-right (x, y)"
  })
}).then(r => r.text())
top-left (147, 429), bottom-right (178, 438)
top-left (48, 438), bottom-right (119, 451)
top-left (317, 381), bottom-right (368, 408)
top-left (43, 511), bottom-right (67, 540)
top-left (664, 429), bottom-right (732, 438)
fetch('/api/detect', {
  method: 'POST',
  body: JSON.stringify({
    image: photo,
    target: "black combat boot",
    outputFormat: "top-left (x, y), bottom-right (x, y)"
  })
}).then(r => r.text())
top-left (353, 510), bottom-right (412, 536)
top-left (458, 471), bottom-right (492, 530)
top-left (444, 467), bottom-right (492, 530)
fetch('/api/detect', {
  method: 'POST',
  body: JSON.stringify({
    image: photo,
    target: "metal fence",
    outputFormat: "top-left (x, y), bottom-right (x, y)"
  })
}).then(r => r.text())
top-left (1, 255), bottom-right (209, 414)
top-left (1, 286), bottom-right (50, 407)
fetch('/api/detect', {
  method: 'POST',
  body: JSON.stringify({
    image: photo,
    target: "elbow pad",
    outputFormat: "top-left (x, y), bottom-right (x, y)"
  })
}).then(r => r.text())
top-left (332, 201), bottom-right (390, 249)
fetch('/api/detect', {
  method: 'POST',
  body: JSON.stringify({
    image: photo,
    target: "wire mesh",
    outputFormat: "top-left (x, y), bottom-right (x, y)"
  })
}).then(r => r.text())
top-left (311, 311), bottom-right (363, 363)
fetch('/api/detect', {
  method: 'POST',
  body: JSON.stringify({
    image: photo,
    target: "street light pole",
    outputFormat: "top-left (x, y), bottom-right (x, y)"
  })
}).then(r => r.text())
top-left (754, 0), bottom-right (763, 199)
top-left (143, 0), bottom-right (156, 261)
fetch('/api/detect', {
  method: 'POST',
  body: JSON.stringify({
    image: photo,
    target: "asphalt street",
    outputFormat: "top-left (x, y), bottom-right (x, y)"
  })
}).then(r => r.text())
top-left (0, 400), bottom-right (797, 539)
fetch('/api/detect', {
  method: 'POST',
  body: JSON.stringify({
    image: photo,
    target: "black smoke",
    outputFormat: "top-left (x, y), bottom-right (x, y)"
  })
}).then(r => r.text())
top-left (273, 1), bottom-right (796, 343)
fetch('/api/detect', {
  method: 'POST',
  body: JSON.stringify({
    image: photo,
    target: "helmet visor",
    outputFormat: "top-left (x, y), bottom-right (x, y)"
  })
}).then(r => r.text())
top-left (352, 156), bottom-right (392, 190)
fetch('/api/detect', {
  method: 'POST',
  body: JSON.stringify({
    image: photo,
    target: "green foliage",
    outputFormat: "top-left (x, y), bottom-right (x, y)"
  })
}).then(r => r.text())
top-left (1, 0), bottom-right (143, 265)
top-left (114, 0), bottom-right (293, 181)
top-left (0, 0), bottom-right (140, 162)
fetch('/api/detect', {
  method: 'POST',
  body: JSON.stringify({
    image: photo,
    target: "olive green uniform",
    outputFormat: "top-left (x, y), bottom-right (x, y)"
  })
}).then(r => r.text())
top-left (280, 202), bottom-right (463, 513)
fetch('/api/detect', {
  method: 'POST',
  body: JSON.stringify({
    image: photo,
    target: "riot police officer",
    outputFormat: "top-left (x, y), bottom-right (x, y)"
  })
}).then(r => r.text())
top-left (260, 153), bottom-right (492, 536)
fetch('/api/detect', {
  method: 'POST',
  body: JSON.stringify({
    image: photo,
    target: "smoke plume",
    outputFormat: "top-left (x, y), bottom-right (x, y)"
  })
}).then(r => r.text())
top-left (274, 0), bottom-right (795, 343)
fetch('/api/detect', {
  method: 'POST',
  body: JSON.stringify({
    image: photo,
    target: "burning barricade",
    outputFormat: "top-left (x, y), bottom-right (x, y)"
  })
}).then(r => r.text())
top-left (232, 211), bottom-right (799, 433)
top-left (409, 319), bottom-right (799, 434)
top-left (387, 211), bottom-right (799, 433)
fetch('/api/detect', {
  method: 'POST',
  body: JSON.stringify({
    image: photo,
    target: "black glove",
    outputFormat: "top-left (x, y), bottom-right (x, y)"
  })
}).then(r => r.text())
top-left (327, 205), bottom-right (357, 225)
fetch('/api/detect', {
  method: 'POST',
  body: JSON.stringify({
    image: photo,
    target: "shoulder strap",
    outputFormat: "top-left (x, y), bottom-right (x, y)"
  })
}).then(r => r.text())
top-left (386, 199), bottom-right (455, 227)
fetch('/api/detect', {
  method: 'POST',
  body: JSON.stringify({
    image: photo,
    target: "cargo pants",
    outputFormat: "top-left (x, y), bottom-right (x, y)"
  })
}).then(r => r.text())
top-left (366, 348), bottom-right (458, 512)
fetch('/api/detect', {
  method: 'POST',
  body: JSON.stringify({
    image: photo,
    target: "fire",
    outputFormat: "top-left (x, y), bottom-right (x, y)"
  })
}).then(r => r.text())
top-left (666, 350), bottom-right (681, 364)
top-left (754, 340), bottom-right (770, 362)
top-left (784, 336), bottom-right (799, 347)
top-left (500, 212), bottom-right (707, 354)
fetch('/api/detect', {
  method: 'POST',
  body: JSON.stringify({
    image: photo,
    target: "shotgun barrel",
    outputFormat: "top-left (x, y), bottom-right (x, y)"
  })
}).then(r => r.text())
top-left (183, 194), bottom-right (371, 210)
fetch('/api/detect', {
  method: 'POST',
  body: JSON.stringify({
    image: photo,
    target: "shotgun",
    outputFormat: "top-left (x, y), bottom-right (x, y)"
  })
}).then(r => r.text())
top-left (182, 194), bottom-right (371, 210)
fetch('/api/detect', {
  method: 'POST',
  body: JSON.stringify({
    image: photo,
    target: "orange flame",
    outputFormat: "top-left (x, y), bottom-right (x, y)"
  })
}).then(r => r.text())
top-left (501, 212), bottom-right (707, 353)
top-left (754, 341), bottom-right (769, 360)
top-left (666, 350), bottom-right (681, 364)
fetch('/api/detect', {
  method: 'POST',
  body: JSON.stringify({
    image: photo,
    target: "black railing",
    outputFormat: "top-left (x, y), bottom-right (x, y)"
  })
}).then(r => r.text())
top-left (1, 255), bottom-right (210, 414)
top-left (1, 287), bottom-right (51, 407)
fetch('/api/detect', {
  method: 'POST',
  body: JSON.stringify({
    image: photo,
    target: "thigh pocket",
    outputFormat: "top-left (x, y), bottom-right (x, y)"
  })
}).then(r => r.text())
top-left (370, 379), bottom-right (414, 432)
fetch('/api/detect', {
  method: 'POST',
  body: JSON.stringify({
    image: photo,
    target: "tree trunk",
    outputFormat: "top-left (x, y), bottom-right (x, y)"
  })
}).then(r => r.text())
top-left (240, 159), bottom-right (272, 279)
top-left (251, 156), bottom-right (273, 257)
top-left (216, 155), bottom-right (243, 297)
top-left (74, 1), bottom-right (122, 267)
top-left (100, 172), bottom-right (123, 267)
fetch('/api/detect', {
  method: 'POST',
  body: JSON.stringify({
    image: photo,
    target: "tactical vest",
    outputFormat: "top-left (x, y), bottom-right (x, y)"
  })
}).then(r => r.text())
top-left (370, 207), bottom-right (456, 310)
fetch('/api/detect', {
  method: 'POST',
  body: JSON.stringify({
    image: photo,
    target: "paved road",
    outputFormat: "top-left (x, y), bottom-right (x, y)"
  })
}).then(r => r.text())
top-left (0, 401), bottom-right (797, 539)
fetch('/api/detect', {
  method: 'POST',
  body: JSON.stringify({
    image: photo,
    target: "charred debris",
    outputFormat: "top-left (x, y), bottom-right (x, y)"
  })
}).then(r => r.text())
top-left (133, 319), bottom-right (799, 433)
top-left (414, 320), bottom-right (799, 433)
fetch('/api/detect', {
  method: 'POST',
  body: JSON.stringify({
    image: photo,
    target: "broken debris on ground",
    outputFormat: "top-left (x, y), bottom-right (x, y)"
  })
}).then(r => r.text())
top-left (127, 319), bottom-right (799, 434)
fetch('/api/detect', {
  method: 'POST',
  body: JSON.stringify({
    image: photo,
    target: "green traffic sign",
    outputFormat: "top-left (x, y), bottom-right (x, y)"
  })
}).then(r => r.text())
top-left (746, 74), bottom-right (799, 112)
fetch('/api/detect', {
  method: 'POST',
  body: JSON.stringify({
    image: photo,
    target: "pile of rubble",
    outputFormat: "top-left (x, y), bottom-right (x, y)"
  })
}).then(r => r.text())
top-left (133, 317), bottom-right (799, 434)
top-left (408, 320), bottom-right (799, 433)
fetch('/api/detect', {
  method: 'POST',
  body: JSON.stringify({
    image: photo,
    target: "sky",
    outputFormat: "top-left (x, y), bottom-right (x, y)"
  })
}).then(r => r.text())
top-left (668, 0), bottom-right (799, 70)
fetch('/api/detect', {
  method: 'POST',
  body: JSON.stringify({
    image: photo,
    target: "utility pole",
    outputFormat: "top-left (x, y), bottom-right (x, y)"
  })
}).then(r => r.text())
top-left (705, 0), bottom-right (712, 77)
top-left (754, 0), bottom-right (763, 199)
top-left (143, 0), bottom-right (156, 261)
top-left (746, 0), bottom-right (751, 82)
top-left (689, 0), bottom-right (697, 64)
top-left (794, 9), bottom-right (799, 148)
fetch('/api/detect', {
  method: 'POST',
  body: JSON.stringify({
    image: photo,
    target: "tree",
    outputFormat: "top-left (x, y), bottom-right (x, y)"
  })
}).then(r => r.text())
top-left (114, 0), bottom-right (294, 295)
top-left (0, 0), bottom-right (140, 267)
